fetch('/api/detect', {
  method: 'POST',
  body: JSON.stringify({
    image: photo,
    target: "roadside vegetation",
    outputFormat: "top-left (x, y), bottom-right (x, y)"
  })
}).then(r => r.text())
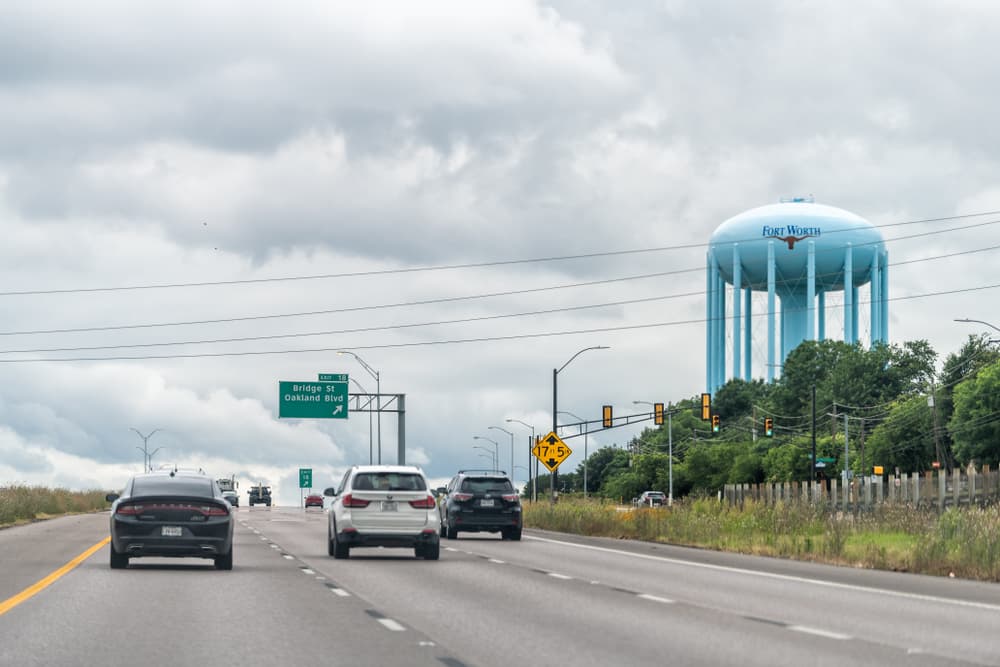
top-left (524, 496), bottom-right (1000, 581)
top-left (0, 484), bottom-right (110, 528)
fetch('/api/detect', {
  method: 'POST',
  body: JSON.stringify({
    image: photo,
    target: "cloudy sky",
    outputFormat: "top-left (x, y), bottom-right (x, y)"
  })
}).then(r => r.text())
top-left (2, 1), bottom-right (999, 504)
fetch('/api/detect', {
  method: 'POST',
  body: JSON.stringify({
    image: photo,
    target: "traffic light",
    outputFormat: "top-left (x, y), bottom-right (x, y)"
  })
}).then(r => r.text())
top-left (654, 402), bottom-right (664, 426)
top-left (701, 393), bottom-right (711, 421)
top-left (711, 414), bottom-right (720, 432)
top-left (602, 405), bottom-right (613, 428)
top-left (764, 417), bottom-right (773, 437)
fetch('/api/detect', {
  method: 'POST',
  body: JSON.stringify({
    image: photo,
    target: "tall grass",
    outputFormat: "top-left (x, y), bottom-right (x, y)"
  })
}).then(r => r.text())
top-left (0, 485), bottom-right (111, 527)
top-left (524, 497), bottom-right (1000, 581)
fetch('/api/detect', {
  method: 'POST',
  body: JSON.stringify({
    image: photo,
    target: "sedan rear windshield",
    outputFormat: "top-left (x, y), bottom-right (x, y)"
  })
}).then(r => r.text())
top-left (132, 476), bottom-right (215, 498)
top-left (461, 478), bottom-right (514, 494)
top-left (352, 473), bottom-right (426, 491)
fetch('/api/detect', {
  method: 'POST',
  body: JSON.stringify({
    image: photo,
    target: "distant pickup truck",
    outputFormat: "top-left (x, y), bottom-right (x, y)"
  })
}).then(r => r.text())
top-left (634, 491), bottom-right (667, 507)
top-left (248, 485), bottom-right (272, 507)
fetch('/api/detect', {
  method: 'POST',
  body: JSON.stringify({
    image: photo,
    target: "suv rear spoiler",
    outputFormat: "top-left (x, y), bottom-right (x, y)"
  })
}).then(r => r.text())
top-left (457, 469), bottom-right (508, 475)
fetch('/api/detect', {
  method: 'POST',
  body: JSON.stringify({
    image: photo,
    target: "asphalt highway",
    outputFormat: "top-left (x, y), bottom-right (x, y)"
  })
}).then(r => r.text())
top-left (2, 507), bottom-right (999, 667)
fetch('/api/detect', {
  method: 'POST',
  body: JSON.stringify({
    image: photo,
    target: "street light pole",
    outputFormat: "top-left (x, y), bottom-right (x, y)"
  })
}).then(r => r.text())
top-left (473, 436), bottom-right (499, 472)
top-left (553, 346), bottom-right (609, 503)
top-left (473, 445), bottom-right (496, 471)
top-left (350, 377), bottom-right (374, 464)
top-left (506, 418), bottom-right (536, 502)
top-left (339, 351), bottom-right (381, 463)
top-left (130, 428), bottom-right (162, 471)
top-left (488, 426), bottom-right (515, 477)
top-left (558, 410), bottom-right (588, 498)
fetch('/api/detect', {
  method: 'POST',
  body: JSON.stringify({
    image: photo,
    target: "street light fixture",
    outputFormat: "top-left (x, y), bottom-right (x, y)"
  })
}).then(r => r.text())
top-left (553, 346), bottom-right (609, 503)
top-left (350, 377), bottom-right (375, 464)
top-left (558, 410), bottom-right (589, 499)
top-left (473, 445), bottom-right (496, 471)
top-left (130, 428), bottom-right (163, 471)
top-left (473, 436), bottom-right (499, 472)
top-left (634, 400), bottom-right (673, 506)
top-left (955, 318), bottom-right (1000, 344)
top-left (488, 426), bottom-right (515, 478)
top-left (506, 418), bottom-right (537, 503)
top-left (338, 350), bottom-right (381, 463)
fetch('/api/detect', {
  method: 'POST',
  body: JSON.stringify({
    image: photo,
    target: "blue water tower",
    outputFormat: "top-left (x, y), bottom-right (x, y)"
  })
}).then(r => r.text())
top-left (706, 198), bottom-right (888, 392)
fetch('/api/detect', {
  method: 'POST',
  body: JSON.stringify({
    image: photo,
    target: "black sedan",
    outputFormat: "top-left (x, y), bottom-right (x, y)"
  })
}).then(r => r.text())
top-left (106, 470), bottom-right (235, 570)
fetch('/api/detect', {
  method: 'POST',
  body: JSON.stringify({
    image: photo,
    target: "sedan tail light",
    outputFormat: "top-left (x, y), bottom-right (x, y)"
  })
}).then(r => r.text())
top-left (342, 494), bottom-right (370, 508)
top-left (115, 502), bottom-right (229, 516)
top-left (408, 495), bottom-right (437, 509)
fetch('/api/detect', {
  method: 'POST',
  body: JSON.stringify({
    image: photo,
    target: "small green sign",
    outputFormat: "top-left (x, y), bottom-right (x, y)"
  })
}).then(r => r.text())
top-left (279, 380), bottom-right (348, 419)
top-left (318, 373), bottom-right (348, 382)
top-left (299, 468), bottom-right (312, 489)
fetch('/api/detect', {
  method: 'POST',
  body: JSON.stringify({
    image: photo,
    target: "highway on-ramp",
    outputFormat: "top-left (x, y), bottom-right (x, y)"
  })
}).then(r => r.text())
top-left (2, 507), bottom-right (999, 667)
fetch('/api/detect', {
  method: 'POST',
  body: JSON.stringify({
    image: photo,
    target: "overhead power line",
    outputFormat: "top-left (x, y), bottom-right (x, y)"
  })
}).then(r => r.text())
top-left (2, 281), bottom-right (999, 363)
top-left (3, 234), bottom-right (998, 339)
top-left (1, 210), bottom-right (998, 298)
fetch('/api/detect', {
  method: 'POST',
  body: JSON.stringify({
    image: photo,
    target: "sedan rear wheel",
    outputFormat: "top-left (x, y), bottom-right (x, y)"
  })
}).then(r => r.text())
top-left (109, 542), bottom-right (129, 569)
top-left (215, 549), bottom-right (233, 570)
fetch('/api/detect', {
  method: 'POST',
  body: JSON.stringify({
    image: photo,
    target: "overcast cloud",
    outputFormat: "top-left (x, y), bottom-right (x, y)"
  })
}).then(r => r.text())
top-left (2, 1), bottom-right (999, 504)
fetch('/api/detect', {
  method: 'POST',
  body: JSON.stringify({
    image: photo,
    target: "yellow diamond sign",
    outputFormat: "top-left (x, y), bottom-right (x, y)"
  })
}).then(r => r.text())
top-left (533, 432), bottom-right (573, 472)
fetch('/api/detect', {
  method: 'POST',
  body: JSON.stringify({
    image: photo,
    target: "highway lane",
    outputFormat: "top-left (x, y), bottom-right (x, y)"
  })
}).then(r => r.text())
top-left (248, 507), bottom-right (1000, 667)
top-left (0, 511), bottom-right (461, 667)
top-left (3, 507), bottom-right (1000, 666)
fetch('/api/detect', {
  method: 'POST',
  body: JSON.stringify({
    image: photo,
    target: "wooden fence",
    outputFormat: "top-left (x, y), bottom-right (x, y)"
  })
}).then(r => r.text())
top-left (723, 465), bottom-right (1000, 512)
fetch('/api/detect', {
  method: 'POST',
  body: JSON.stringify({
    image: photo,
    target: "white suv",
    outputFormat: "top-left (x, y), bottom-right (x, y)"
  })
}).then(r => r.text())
top-left (323, 465), bottom-right (441, 560)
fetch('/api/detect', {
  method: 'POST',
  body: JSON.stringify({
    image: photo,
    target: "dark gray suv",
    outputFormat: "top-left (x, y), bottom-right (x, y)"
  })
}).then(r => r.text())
top-left (439, 470), bottom-right (522, 541)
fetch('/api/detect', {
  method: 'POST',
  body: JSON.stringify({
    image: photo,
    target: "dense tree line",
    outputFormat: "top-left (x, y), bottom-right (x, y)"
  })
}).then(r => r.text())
top-left (538, 335), bottom-right (1000, 503)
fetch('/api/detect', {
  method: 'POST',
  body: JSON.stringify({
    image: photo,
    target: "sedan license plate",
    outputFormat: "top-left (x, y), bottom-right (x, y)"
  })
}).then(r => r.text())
top-left (480, 499), bottom-right (494, 507)
top-left (380, 501), bottom-right (397, 512)
top-left (161, 526), bottom-right (182, 537)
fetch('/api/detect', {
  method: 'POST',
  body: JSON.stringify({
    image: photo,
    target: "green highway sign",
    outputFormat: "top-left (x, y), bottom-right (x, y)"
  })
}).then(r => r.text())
top-left (299, 468), bottom-right (312, 489)
top-left (279, 380), bottom-right (348, 419)
top-left (318, 373), bottom-right (349, 382)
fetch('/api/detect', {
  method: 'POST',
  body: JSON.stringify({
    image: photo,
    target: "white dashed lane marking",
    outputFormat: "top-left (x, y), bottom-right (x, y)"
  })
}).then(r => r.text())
top-left (548, 573), bottom-right (572, 580)
top-left (378, 618), bottom-right (406, 632)
top-left (638, 593), bottom-right (674, 605)
top-left (788, 626), bottom-right (851, 641)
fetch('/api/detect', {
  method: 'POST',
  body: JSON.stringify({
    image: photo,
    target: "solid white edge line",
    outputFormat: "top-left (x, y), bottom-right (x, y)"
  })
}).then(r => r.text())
top-left (788, 625), bottom-right (852, 640)
top-left (524, 535), bottom-right (1000, 612)
top-left (378, 618), bottom-right (406, 632)
top-left (638, 593), bottom-right (674, 604)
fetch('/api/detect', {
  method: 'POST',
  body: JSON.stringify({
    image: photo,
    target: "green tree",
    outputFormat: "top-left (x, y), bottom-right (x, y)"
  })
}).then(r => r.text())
top-left (949, 361), bottom-right (1000, 466)
top-left (713, 379), bottom-right (772, 421)
top-left (575, 446), bottom-right (630, 495)
top-left (864, 395), bottom-right (935, 473)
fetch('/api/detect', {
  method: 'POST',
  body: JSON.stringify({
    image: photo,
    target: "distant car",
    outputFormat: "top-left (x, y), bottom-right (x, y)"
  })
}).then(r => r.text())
top-left (636, 491), bottom-right (667, 507)
top-left (439, 469), bottom-right (522, 540)
top-left (323, 465), bottom-right (440, 560)
top-left (304, 493), bottom-right (324, 508)
top-left (222, 490), bottom-right (239, 507)
top-left (105, 469), bottom-right (234, 570)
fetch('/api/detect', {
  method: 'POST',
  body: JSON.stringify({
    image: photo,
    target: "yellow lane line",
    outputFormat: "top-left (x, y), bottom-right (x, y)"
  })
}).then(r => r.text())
top-left (0, 536), bottom-right (110, 616)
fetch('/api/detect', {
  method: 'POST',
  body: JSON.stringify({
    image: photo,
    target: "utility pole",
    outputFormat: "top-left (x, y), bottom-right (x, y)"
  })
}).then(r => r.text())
top-left (843, 413), bottom-right (849, 484)
top-left (929, 380), bottom-right (944, 469)
top-left (811, 385), bottom-right (817, 483)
